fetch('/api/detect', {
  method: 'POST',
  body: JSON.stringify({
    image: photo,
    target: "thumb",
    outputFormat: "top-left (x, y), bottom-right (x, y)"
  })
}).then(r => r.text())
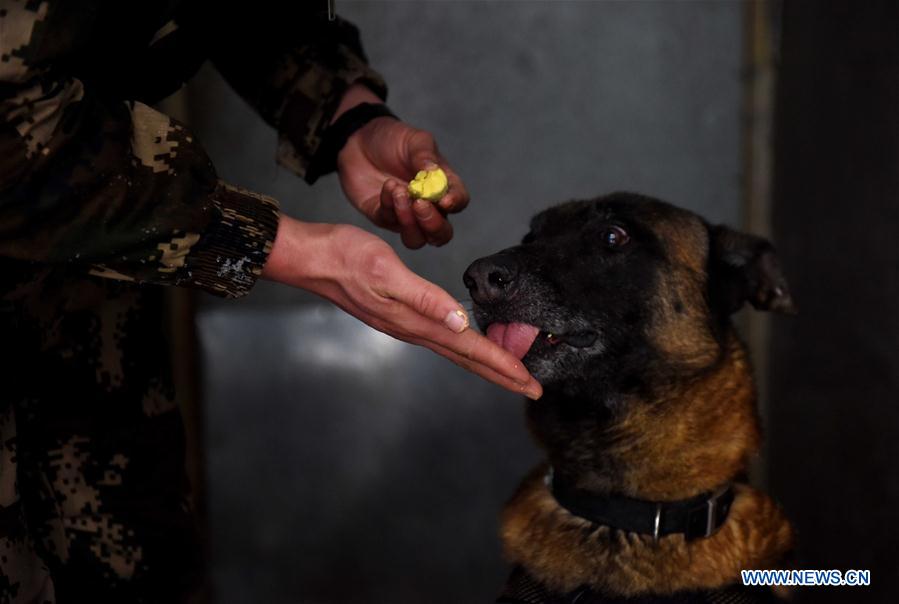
top-left (405, 130), bottom-right (442, 173)
top-left (387, 270), bottom-right (470, 333)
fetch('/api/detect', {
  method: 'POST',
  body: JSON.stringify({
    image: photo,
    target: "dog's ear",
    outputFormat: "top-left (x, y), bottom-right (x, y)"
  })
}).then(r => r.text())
top-left (708, 225), bottom-right (797, 315)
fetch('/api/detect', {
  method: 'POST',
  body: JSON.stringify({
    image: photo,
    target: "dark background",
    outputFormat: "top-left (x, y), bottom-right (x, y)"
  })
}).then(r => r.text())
top-left (768, 2), bottom-right (899, 604)
top-left (167, 1), bottom-right (899, 603)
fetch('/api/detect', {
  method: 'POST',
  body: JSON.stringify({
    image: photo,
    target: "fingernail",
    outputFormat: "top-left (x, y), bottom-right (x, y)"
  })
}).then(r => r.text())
top-left (444, 309), bottom-right (469, 333)
top-left (423, 160), bottom-right (439, 170)
top-left (522, 380), bottom-right (542, 400)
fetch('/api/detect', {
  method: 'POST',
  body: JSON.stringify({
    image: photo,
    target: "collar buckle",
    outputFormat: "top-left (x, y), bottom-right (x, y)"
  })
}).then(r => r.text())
top-left (704, 493), bottom-right (719, 538)
top-left (685, 484), bottom-right (733, 541)
top-left (547, 467), bottom-right (734, 542)
top-left (652, 503), bottom-right (662, 542)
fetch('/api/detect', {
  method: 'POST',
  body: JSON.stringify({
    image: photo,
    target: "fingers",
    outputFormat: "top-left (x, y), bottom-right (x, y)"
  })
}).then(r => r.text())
top-left (373, 184), bottom-right (400, 230)
top-left (343, 241), bottom-right (540, 396)
top-left (381, 268), bottom-right (470, 333)
top-left (433, 326), bottom-right (535, 388)
top-left (379, 276), bottom-right (535, 387)
top-left (435, 163), bottom-right (470, 215)
top-left (407, 131), bottom-right (441, 176)
top-left (417, 339), bottom-right (543, 400)
top-left (412, 198), bottom-right (454, 246)
top-left (361, 301), bottom-right (541, 399)
top-left (406, 131), bottom-right (470, 215)
top-left (397, 308), bottom-right (538, 392)
top-left (382, 178), bottom-right (427, 249)
top-left (382, 176), bottom-right (454, 248)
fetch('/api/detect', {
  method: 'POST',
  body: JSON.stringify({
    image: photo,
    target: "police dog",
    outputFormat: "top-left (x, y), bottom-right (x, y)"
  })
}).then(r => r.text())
top-left (463, 193), bottom-right (795, 603)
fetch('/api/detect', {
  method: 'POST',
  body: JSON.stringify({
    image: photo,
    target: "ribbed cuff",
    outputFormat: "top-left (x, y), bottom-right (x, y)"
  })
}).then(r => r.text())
top-left (184, 181), bottom-right (280, 298)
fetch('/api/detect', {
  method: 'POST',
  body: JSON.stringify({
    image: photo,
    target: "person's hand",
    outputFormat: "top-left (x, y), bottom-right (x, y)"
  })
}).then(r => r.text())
top-left (261, 216), bottom-right (542, 399)
top-left (333, 85), bottom-right (469, 249)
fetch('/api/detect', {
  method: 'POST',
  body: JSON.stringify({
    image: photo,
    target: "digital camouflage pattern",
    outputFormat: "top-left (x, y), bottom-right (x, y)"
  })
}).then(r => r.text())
top-left (0, 0), bottom-right (386, 601)
top-left (1, 274), bottom-right (198, 603)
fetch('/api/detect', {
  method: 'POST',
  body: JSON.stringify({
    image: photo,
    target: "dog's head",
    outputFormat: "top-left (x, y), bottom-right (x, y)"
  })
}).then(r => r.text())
top-left (464, 192), bottom-right (795, 402)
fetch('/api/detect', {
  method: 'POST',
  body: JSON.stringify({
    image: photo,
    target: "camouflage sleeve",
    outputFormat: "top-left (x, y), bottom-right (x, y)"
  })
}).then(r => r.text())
top-left (0, 1), bottom-right (280, 299)
top-left (208, 7), bottom-right (387, 182)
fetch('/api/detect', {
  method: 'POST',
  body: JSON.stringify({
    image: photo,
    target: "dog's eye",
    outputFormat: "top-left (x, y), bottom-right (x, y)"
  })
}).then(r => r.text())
top-left (602, 226), bottom-right (630, 248)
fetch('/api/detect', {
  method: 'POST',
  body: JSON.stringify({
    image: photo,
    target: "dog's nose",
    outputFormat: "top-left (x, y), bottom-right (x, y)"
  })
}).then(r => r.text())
top-left (463, 254), bottom-right (520, 305)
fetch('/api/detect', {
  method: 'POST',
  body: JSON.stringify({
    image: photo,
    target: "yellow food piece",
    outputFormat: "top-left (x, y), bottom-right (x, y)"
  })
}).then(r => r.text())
top-left (407, 167), bottom-right (449, 202)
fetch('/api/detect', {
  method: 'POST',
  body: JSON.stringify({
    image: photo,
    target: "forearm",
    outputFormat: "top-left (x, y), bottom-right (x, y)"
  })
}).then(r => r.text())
top-left (259, 214), bottom-right (541, 400)
top-left (209, 11), bottom-right (387, 183)
top-left (1, 93), bottom-right (278, 297)
top-left (260, 215), bottom-right (337, 290)
top-left (261, 83), bottom-right (393, 288)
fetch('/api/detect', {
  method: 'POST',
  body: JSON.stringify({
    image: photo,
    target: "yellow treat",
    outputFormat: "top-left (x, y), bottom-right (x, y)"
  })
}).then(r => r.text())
top-left (407, 167), bottom-right (449, 202)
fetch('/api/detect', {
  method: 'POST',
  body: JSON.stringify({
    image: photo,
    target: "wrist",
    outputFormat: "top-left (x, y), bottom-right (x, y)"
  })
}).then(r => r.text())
top-left (332, 83), bottom-right (386, 124)
top-left (261, 215), bottom-right (339, 289)
top-left (306, 93), bottom-right (398, 185)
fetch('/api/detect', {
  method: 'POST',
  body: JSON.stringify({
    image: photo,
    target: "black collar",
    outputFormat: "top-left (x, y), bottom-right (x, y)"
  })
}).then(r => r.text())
top-left (548, 469), bottom-right (734, 541)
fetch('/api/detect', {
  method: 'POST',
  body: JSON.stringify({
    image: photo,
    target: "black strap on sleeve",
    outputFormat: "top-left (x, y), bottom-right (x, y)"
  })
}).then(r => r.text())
top-left (305, 102), bottom-right (398, 184)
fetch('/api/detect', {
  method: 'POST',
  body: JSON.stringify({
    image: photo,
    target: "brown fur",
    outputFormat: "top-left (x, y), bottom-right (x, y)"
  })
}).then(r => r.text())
top-left (502, 332), bottom-right (794, 596)
top-left (501, 468), bottom-right (793, 597)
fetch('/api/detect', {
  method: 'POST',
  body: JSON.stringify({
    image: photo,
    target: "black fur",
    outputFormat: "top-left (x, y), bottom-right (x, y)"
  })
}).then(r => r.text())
top-left (463, 192), bottom-right (794, 488)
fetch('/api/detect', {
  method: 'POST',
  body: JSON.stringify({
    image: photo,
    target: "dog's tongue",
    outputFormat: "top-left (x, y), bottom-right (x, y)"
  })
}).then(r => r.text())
top-left (486, 322), bottom-right (540, 360)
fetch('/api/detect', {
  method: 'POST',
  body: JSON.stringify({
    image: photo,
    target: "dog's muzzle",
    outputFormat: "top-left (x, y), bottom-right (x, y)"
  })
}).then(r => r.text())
top-left (463, 253), bottom-right (521, 305)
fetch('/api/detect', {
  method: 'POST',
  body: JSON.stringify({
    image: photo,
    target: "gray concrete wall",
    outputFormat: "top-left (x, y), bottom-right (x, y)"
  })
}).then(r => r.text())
top-left (188, 2), bottom-right (744, 602)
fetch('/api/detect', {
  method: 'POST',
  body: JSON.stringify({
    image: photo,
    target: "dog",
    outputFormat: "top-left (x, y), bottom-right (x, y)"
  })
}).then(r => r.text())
top-left (463, 193), bottom-right (795, 604)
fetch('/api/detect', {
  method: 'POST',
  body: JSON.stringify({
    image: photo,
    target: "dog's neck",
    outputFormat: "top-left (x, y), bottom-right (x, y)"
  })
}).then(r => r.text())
top-left (501, 469), bottom-right (793, 597)
top-left (503, 330), bottom-right (792, 597)
top-left (531, 330), bottom-right (760, 502)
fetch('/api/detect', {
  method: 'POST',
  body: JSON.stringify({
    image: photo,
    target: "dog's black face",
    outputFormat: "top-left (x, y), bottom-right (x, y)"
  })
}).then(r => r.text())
top-left (464, 193), bottom-right (794, 400)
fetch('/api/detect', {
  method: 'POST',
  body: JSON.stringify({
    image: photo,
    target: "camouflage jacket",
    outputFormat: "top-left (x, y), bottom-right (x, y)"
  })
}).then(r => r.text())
top-left (0, 0), bottom-right (386, 299)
